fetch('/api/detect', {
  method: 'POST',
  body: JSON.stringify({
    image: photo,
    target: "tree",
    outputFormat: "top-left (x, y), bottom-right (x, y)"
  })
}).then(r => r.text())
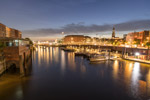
top-left (113, 40), bottom-right (120, 46)
top-left (25, 38), bottom-right (33, 45)
top-left (133, 39), bottom-right (140, 47)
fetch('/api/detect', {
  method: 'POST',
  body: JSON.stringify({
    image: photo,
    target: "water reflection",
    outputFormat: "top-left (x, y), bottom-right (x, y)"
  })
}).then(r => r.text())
top-left (15, 86), bottom-right (23, 99)
top-left (113, 60), bottom-right (119, 79)
top-left (147, 70), bottom-right (150, 96)
top-left (53, 47), bottom-right (59, 63)
top-left (67, 52), bottom-right (76, 71)
top-left (61, 50), bottom-right (66, 73)
top-left (111, 60), bottom-right (150, 99)
top-left (50, 47), bottom-right (53, 63)
top-left (131, 62), bottom-right (141, 98)
top-left (1, 47), bottom-right (150, 100)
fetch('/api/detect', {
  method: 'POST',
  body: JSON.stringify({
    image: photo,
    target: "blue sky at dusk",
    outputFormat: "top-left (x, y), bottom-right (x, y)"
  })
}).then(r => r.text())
top-left (0, 0), bottom-right (150, 40)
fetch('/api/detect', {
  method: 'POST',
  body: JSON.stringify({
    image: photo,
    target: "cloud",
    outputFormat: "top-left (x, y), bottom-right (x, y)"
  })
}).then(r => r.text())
top-left (114, 20), bottom-right (150, 31)
top-left (23, 19), bottom-right (150, 38)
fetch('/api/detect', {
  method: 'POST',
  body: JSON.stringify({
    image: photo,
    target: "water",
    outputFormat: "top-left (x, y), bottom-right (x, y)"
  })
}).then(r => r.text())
top-left (0, 46), bottom-right (150, 100)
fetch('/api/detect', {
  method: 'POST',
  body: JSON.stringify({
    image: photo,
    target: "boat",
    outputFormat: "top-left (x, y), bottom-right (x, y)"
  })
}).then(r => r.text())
top-left (89, 54), bottom-right (108, 62)
top-left (61, 47), bottom-right (75, 52)
top-left (64, 49), bottom-right (75, 52)
top-left (90, 56), bottom-right (107, 62)
top-left (75, 52), bottom-right (85, 56)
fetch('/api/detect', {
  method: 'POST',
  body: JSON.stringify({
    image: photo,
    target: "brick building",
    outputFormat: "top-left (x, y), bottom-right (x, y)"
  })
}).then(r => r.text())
top-left (63, 35), bottom-right (85, 44)
top-left (126, 31), bottom-right (150, 45)
top-left (0, 23), bottom-right (22, 38)
top-left (0, 23), bottom-right (6, 37)
top-left (0, 22), bottom-right (32, 75)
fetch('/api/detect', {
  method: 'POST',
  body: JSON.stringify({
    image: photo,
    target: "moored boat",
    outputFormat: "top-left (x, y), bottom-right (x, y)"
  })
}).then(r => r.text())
top-left (90, 56), bottom-right (107, 62)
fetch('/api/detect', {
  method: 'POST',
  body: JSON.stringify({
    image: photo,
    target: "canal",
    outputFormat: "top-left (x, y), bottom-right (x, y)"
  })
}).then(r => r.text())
top-left (0, 46), bottom-right (150, 100)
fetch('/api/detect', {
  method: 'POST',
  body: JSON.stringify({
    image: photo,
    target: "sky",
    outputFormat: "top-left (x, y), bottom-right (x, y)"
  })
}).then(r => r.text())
top-left (0, 0), bottom-right (150, 41)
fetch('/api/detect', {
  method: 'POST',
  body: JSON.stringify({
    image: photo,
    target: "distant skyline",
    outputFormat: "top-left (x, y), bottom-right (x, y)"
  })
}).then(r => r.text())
top-left (0, 0), bottom-right (150, 41)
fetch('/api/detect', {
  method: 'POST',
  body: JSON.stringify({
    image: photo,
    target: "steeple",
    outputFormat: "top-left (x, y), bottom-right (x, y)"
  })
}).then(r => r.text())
top-left (112, 27), bottom-right (115, 38)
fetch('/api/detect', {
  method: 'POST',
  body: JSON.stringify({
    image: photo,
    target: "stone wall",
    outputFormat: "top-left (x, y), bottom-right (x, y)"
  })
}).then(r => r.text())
top-left (3, 46), bottom-right (31, 69)
top-left (0, 50), bottom-right (6, 75)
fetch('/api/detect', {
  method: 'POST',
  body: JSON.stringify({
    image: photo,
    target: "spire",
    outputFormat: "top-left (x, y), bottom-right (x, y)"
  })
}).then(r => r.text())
top-left (112, 27), bottom-right (115, 38)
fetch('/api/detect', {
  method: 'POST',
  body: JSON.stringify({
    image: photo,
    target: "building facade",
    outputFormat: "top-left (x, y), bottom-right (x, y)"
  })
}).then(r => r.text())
top-left (0, 37), bottom-right (32, 71)
top-left (126, 31), bottom-right (150, 45)
top-left (0, 23), bottom-right (22, 38)
top-left (63, 35), bottom-right (85, 44)
top-left (0, 22), bottom-right (32, 75)
top-left (0, 23), bottom-right (6, 37)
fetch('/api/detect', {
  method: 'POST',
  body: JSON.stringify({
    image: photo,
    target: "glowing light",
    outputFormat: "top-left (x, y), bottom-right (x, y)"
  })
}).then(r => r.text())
top-left (135, 52), bottom-right (140, 56)
top-left (134, 45), bottom-right (137, 47)
top-left (125, 45), bottom-right (130, 47)
top-left (49, 43), bottom-right (52, 45)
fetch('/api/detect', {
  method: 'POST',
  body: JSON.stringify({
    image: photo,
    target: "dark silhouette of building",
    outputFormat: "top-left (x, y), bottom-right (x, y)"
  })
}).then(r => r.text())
top-left (112, 27), bottom-right (115, 38)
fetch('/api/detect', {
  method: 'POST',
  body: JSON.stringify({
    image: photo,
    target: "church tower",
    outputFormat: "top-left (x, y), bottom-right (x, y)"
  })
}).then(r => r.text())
top-left (112, 27), bottom-right (115, 38)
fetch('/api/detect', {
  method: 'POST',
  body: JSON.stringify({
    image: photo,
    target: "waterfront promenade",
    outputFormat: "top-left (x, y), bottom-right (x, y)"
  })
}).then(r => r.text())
top-left (59, 44), bottom-right (150, 64)
top-left (123, 57), bottom-right (150, 64)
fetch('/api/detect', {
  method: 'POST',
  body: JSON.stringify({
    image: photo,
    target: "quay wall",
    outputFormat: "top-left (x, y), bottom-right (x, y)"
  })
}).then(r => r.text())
top-left (62, 45), bottom-right (150, 56)
top-left (3, 46), bottom-right (32, 71)
top-left (0, 51), bottom-right (6, 75)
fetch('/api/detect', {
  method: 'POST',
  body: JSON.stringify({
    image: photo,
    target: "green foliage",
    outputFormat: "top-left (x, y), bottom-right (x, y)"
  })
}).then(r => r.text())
top-left (133, 39), bottom-right (140, 45)
top-left (58, 40), bottom-right (62, 43)
top-left (145, 42), bottom-right (150, 47)
top-left (112, 40), bottom-right (120, 46)
top-left (121, 40), bottom-right (126, 44)
top-left (25, 38), bottom-right (33, 45)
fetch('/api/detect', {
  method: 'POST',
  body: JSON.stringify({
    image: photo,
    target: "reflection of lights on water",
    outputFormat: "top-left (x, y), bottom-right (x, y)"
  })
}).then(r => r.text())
top-left (132, 62), bottom-right (140, 84)
top-left (147, 70), bottom-right (150, 82)
top-left (38, 46), bottom-right (41, 66)
top-left (123, 62), bottom-right (134, 88)
top-left (131, 62), bottom-right (140, 96)
top-left (129, 63), bottom-right (133, 71)
top-left (129, 63), bottom-right (133, 68)
top-left (43, 47), bottom-right (46, 62)
top-left (35, 47), bottom-right (38, 51)
top-left (53, 47), bottom-right (59, 63)
top-left (46, 47), bottom-right (50, 65)
top-left (114, 60), bottom-right (118, 66)
top-left (68, 53), bottom-right (76, 71)
top-left (15, 86), bottom-right (23, 100)
top-left (113, 60), bottom-right (119, 79)
top-left (50, 47), bottom-right (53, 63)
top-left (147, 70), bottom-right (150, 95)
top-left (80, 64), bottom-right (86, 73)
top-left (61, 50), bottom-right (66, 72)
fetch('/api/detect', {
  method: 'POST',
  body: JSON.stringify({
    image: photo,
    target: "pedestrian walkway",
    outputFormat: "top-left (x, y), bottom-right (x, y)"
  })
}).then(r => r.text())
top-left (123, 57), bottom-right (150, 64)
